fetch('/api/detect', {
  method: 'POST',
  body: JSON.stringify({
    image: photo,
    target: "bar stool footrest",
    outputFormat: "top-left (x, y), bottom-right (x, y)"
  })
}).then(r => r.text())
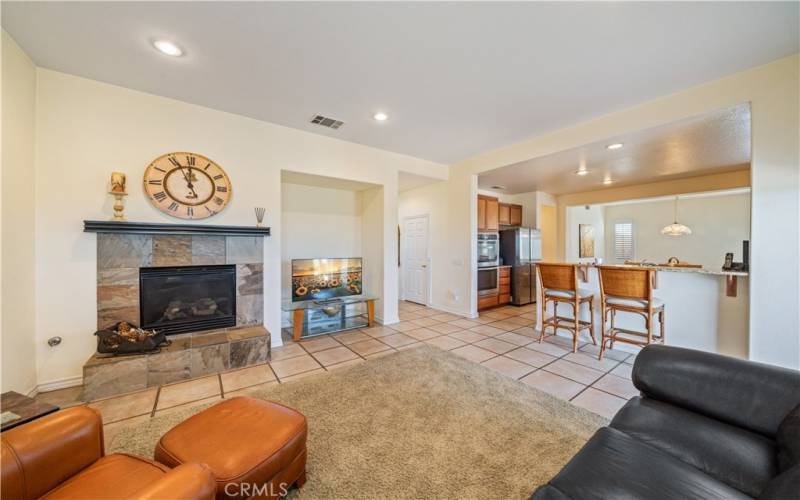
top-left (543, 315), bottom-right (592, 328)
top-left (604, 328), bottom-right (664, 345)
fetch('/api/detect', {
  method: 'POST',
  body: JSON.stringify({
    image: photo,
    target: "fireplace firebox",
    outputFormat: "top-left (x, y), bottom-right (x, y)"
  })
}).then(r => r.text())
top-left (139, 265), bottom-right (236, 335)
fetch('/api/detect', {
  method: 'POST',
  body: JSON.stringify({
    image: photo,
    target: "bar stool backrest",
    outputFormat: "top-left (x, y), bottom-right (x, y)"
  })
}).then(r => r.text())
top-left (597, 266), bottom-right (653, 302)
top-left (537, 263), bottom-right (578, 293)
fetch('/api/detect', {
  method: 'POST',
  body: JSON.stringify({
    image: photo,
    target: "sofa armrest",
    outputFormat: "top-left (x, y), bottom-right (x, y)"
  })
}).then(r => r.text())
top-left (134, 463), bottom-right (217, 500)
top-left (1, 406), bottom-right (105, 500)
top-left (633, 345), bottom-right (800, 437)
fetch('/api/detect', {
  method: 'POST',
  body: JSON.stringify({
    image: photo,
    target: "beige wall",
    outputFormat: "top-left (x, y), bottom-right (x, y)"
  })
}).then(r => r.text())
top-left (280, 183), bottom-right (364, 324)
top-left (360, 185), bottom-right (390, 321)
top-left (447, 55), bottom-right (798, 368)
top-left (399, 181), bottom-right (469, 312)
top-left (539, 205), bottom-right (558, 261)
top-left (1, 31), bottom-right (38, 394)
top-left (565, 205), bottom-right (605, 263)
top-left (557, 169), bottom-right (751, 256)
top-left (602, 191), bottom-right (751, 269)
top-left (32, 68), bottom-right (442, 387)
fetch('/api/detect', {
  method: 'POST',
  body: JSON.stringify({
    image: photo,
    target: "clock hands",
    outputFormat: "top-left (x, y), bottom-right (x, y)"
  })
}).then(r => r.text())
top-left (176, 163), bottom-right (199, 199)
top-left (185, 165), bottom-right (199, 199)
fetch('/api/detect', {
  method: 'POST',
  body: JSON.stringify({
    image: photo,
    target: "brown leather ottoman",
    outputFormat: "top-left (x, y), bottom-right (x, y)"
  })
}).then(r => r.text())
top-left (155, 397), bottom-right (307, 499)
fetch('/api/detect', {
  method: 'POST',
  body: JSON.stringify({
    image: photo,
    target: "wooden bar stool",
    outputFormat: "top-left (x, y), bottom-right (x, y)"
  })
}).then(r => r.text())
top-left (536, 263), bottom-right (596, 352)
top-left (597, 266), bottom-right (665, 360)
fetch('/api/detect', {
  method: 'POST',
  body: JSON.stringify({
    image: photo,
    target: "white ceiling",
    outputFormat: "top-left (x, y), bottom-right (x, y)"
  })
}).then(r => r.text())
top-left (2, 2), bottom-right (797, 164)
top-left (478, 103), bottom-right (752, 195)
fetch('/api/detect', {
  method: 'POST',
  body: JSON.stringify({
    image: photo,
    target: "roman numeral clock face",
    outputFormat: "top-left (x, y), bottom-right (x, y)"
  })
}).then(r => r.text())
top-left (143, 152), bottom-right (232, 220)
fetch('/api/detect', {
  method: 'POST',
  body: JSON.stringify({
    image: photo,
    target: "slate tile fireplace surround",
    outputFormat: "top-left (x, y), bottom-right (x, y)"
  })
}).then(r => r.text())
top-left (83, 223), bottom-right (270, 399)
top-left (96, 233), bottom-right (264, 329)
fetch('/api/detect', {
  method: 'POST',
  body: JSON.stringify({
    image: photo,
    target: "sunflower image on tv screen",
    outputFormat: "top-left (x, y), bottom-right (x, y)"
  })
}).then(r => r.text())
top-left (291, 258), bottom-right (362, 302)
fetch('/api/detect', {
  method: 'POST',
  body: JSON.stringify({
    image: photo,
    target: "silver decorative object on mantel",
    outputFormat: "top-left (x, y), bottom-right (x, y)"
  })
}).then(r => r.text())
top-left (255, 207), bottom-right (266, 227)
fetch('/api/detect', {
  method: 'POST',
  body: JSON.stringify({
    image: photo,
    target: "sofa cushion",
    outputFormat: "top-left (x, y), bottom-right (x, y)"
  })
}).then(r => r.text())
top-left (759, 463), bottom-right (800, 500)
top-left (610, 396), bottom-right (777, 497)
top-left (42, 453), bottom-right (169, 499)
top-left (776, 403), bottom-right (800, 472)
top-left (632, 345), bottom-right (800, 437)
top-left (540, 427), bottom-right (751, 500)
top-left (544, 288), bottom-right (592, 299)
top-left (606, 295), bottom-right (664, 309)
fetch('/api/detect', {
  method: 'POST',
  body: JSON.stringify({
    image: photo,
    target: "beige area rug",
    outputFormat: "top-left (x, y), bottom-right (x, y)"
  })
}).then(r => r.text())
top-left (109, 345), bottom-right (606, 499)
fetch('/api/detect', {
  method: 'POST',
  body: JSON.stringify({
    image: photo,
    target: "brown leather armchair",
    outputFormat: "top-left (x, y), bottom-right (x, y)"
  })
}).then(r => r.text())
top-left (1, 406), bottom-right (216, 499)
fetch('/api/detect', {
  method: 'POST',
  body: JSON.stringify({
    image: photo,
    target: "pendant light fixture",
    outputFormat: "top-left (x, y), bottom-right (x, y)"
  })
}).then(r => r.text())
top-left (661, 196), bottom-right (692, 236)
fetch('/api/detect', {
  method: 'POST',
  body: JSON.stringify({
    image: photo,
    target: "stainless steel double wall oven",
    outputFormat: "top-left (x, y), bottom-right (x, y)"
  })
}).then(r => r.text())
top-left (478, 233), bottom-right (500, 297)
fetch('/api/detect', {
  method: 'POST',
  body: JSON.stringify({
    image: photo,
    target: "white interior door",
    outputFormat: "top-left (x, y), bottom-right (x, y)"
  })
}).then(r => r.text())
top-left (403, 215), bottom-right (430, 305)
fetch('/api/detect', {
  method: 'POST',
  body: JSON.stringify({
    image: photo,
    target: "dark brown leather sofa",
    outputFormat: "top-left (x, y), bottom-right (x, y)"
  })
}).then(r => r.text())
top-left (531, 345), bottom-right (800, 499)
top-left (1, 405), bottom-right (216, 499)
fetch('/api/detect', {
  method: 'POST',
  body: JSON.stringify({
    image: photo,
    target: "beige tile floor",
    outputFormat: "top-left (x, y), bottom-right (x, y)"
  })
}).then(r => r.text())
top-left (35, 301), bottom-right (639, 447)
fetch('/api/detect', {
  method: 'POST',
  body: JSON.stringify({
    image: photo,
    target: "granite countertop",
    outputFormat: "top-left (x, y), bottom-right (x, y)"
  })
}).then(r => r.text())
top-left (647, 266), bottom-right (748, 277)
top-left (574, 262), bottom-right (748, 277)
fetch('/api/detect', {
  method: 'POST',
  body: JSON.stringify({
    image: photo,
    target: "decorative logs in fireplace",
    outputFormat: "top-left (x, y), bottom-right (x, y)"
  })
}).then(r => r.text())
top-left (95, 321), bottom-right (169, 356)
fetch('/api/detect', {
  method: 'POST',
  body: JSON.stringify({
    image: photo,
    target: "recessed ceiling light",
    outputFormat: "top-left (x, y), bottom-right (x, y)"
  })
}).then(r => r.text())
top-left (574, 169), bottom-right (590, 176)
top-left (603, 177), bottom-right (614, 185)
top-left (606, 143), bottom-right (624, 150)
top-left (153, 39), bottom-right (183, 57)
top-left (373, 112), bottom-right (388, 122)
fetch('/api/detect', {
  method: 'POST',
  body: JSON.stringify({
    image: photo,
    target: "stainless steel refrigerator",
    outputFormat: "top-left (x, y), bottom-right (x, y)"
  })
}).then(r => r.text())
top-left (499, 228), bottom-right (542, 305)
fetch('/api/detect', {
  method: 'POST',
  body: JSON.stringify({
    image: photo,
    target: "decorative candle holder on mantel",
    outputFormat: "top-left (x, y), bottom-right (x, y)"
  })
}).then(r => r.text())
top-left (109, 172), bottom-right (128, 221)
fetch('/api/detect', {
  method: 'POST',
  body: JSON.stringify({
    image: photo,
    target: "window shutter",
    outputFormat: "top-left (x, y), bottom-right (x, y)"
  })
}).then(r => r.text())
top-left (614, 221), bottom-right (634, 261)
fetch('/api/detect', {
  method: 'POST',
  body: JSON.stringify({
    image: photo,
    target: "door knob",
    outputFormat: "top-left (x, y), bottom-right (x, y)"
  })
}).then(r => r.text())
top-left (422, 265), bottom-right (427, 268)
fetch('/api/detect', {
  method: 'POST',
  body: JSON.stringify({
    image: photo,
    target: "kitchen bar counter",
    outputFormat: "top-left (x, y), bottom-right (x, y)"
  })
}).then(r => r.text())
top-left (584, 263), bottom-right (748, 277)
top-left (536, 265), bottom-right (749, 359)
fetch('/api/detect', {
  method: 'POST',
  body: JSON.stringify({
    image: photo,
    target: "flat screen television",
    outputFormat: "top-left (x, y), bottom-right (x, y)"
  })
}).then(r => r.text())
top-left (291, 258), bottom-right (363, 302)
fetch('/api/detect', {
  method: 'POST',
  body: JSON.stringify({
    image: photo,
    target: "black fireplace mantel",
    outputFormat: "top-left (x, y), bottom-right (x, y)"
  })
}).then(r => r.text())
top-left (83, 220), bottom-right (270, 237)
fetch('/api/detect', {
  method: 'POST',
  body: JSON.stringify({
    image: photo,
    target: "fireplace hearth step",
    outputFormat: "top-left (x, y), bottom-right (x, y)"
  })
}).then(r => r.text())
top-left (82, 326), bottom-right (270, 400)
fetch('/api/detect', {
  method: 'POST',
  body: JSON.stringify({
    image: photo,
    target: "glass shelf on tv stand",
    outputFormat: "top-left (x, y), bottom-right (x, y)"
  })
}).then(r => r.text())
top-left (281, 294), bottom-right (379, 340)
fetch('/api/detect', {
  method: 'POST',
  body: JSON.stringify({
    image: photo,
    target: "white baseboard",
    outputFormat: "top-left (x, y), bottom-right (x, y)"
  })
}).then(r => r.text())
top-left (379, 315), bottom-right (401, 325)
top-left (36, 375), bottom-right (83, 393)
top-left (428, 302), bottom-right (474, 319)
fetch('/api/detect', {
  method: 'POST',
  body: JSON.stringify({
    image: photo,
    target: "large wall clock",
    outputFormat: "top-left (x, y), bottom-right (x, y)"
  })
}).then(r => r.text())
top-left (143, 152), bottom-right (232, 220)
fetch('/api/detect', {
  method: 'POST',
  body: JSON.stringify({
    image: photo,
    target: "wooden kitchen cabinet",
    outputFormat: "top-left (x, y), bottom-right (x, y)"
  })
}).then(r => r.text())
top-left (498, 202), bottom-right (523, 226)
top-left (509, 204), bottom-right (522, 226)
top-left (498, 203), bottom-right (511, 225)
top-left (477, 196), bottom-right (487, 230)
top-left (498, 266), bottom-right (511, 305)
top-left (478, 195), bottom-right (499, 232)
top-left (485, 198), bottom-right (499, 231)
top-left (478, 294), bottom-right (499, 310)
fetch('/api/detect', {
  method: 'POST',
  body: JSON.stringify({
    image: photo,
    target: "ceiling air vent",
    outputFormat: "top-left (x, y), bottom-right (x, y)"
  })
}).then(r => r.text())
top-left (310, 114), bottom-right (344, 130)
